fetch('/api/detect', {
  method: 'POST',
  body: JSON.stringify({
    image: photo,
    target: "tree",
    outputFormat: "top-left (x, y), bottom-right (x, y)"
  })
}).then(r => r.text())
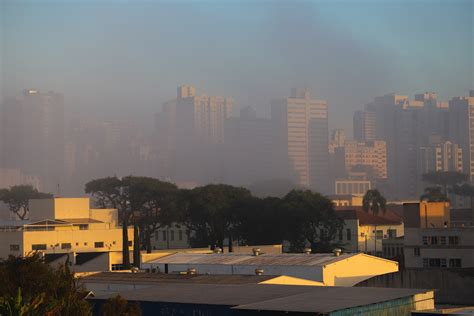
top-left (422, 171), bottom-right (469, 195)
top-left (85, 177), bottom-right (133, 269)
top-left (362, 189), bottom-right (387, 216)
top-left (99, 295), bottom-right (141, 316)
top-left (247, 179), bottom-right (298, 198)
top-left (0, 254), bottom-right (91, 315)
top-left (235, 197), bottom-right (287, 246)
top-left (177, 184), bottom-right (252, 250)
top-left (282, 190), bottom-right (344, 253)
top-left (420, 187), bottom-right (450, 202)
top-left (0, 185), bottom-right (52, 220)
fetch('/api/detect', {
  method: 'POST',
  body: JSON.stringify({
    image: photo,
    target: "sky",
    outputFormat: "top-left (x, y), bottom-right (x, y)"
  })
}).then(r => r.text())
top-left (1, 0), bottom-right (473, 131)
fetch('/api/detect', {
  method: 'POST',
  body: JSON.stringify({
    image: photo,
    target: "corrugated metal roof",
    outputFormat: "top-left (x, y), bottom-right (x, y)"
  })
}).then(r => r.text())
top-left (147, 252), bottom-right (359, 266)
top-left (89, 282), bottom-right (431, 313)
top-left (81, 272), bottom-right (274, 285)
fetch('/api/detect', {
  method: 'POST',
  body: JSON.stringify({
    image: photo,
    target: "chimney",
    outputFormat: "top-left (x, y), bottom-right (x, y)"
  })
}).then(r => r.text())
top-left (252, 248), bottom-right (261, 256)
top-left (333, 248), bottom-right (342, 257)
top-left (303, 248), bottom-right (312, 254)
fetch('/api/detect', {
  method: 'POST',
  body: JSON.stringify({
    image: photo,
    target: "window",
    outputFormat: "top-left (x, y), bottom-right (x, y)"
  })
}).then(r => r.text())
top-left (346, 229), bottom-right (351, 241)
top-left (376, 230), bottom-right (383, 240)
top-left (387, 229), bottom-right (397, 239)
top-left (94, 242), bottom-right (104, 248)
top-left (422, 236), bottom-right (428, 245)
top-left (422, 258), bottom-right (429, 268)
top-left (155, 232), bottom-right (159, 241)
top-left (449, 236), bottom-right (459, 245)
top-left (449, 258), bottom-right (462, 268)
top-left (78, 224), bottom-right (88, 230)
top-left (430, 236), bottom-right (438, 245)
top-left (170, 230), bottom-right (175, 241)
top-left (32, 244), bottom-right (47, 251)
top-left (440, 236), bottom-right (446, 245)
top-left (414, 247), bottom-right (420, 257)
top-left (128, 240), bottom-right (133, 247)
top-left (179, 230), bottom-right (183, 241)
top-left (61, 243), bottom-right (71, 249)
top-left (424, 258), bottom-right (448, 268)
top-left (84, 242), bottom-right (88, 246)
top-left (162, 231), bottom-right (167, 241)
top-left (440, 259), bottom-right (447, 268)
top-left (75, 242), bottom-right (79, 246)
top-left (10, 245), bottom-right (20, 251)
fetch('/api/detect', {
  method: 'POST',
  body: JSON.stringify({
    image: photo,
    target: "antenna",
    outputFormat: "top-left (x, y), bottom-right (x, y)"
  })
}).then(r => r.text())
top-left (57, 183), bottom-right (61, 197)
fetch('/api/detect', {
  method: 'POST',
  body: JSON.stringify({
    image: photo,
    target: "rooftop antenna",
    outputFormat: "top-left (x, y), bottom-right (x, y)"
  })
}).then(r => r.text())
top-left (57, 183), bottom-right (61, 197)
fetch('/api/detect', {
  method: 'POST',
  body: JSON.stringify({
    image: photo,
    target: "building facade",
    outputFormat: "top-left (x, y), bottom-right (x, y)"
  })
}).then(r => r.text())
top-left (403, 202), bottom-right (474, 268)
top-left (271, 88), bottom-right (329, 193)
top-left (0, 198), bottom-right (134, 271)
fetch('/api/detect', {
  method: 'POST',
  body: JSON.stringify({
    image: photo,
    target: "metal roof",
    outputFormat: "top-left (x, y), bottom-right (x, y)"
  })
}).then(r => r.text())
top-left (81, 272), bottom-right (274, 285)
top-left (146, 252), bottom-right (359, 266)
top-left (89, 282), bottom-right (431, 313)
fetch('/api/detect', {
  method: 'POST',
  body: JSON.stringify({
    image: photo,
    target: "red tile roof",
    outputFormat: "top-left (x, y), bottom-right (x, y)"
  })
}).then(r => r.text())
top-left (336, 208), bottom-right (402, 226)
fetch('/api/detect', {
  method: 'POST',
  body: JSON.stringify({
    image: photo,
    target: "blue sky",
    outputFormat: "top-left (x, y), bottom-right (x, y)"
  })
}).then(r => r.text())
top-left (1, 0), bottom-right (472, 130)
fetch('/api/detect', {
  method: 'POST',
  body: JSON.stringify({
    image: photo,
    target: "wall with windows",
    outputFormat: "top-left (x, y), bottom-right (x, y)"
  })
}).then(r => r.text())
top-left (404, 227), bottom-right (474, 268)
top-left (150, 224), bottom-right (189, 250)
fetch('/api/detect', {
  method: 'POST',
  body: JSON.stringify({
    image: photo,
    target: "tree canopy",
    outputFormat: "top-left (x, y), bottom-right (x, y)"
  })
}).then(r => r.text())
top-left (0, 185), bottom-right (52, 220)
top-left (420, 187), bottom-right (450, 202)
top-left (0, 254), bottom-right (91, 316)
top-left (422, 171), bottom-right (469, 194)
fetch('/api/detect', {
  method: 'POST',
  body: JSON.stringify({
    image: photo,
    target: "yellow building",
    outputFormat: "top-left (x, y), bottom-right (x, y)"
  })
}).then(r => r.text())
top-left (0, 197), bottom-right (133, 271)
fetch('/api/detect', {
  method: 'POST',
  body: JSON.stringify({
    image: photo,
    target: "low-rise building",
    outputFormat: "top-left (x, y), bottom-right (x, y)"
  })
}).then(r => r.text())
top-left (403, 201), bottom-right (474, 268)
top-left (141, 252), bottom-right (399, 286)
top-left (0, 197), bottom-right (133, 271)
top-left (336, 208), bottom-right (404, 256)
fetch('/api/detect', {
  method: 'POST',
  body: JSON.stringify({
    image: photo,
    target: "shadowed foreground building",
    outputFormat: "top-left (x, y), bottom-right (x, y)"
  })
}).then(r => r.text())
top-left (86, 278), bottom-right (434, 316)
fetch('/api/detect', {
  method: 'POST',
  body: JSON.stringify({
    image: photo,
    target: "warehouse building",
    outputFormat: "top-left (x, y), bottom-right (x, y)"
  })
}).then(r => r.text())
top-left (88, 281), bottom-right (434, 315)
top-left (140, 251), bottom-right (399, 286)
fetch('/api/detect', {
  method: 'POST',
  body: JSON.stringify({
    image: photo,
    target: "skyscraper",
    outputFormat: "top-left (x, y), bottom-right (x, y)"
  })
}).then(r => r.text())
top-left (449, 94), bottom-right (474, 181)
top-left (271, 88), bottom-right (329, 193)
top-left (1, 89), bottom-right (64, 192)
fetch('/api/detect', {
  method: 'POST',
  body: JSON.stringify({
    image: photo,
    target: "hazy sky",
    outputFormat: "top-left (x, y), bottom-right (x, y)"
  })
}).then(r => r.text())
top-left (1, 0), bottom-right (473, 131)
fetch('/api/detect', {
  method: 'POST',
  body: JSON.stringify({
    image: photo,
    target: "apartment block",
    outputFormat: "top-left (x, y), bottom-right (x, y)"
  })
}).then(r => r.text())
top-left (403, 202), bottom-right (474, 268)
top-left (272, 89), bottom-right (329, 193)
top-left (342, 140), bottom-right (387, 179)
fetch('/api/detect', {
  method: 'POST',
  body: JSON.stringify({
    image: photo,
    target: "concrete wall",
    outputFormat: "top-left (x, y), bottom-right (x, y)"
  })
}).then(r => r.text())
top-left (323, 254), bottom-right (399, 286)
top-left (356, 268), bottom-right (474, 305)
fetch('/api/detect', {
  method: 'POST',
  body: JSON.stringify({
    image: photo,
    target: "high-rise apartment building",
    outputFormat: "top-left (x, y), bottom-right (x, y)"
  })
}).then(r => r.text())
top-left (271, 88), bottom-right (329, 193)
top-left (223, 106), bottom-right (273, 186)
top-left (449, 94), bottom-right (474, 181)
top-left (155, 86), bottom-right (233, 183)
top-left (175, 85), bottom-right (233, 145)
top-left (342, 140), bottom-right (387, 179)
top-left (419, 140), bottom-right (463, 174)
top-left (353, 104), bottom-right (376, 142)
top-left (1, 90), bottom-right (64, 192)
top-left (372, 92), bottom-right (450, 199)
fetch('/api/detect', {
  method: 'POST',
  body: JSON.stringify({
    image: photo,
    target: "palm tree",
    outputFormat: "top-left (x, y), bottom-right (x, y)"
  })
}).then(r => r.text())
top-left (362, 189), bottom-right (387, 216)
top-left (420, 187), bottom-right (450, 202)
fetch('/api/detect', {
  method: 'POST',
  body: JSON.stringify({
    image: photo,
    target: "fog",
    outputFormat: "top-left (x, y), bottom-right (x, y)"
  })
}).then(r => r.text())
top-left (0, 0), bottom-right (473, 199)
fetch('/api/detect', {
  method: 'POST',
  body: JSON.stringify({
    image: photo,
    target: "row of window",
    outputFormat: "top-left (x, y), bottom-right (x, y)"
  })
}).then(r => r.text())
top-left (422, 236), bottom-right (459, 246)
top-left (422, 258), bottom-right (462, 268)
top-left (27, 240), bottom-right (129, 251)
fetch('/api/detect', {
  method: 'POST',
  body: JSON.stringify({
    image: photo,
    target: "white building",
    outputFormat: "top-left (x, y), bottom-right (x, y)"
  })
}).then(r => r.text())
top-left (141, 252), bottom-right (399, 286)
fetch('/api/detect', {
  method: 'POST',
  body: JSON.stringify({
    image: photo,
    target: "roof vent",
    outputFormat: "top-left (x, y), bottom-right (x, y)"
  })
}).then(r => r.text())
top-left (252, 248), bottom-right (261, 256)
top-left (187, 268), bottom-right (197, 275)
top-left (303, 248), bottom-right (312, 254)
top-left (255, 268), bottom-right (264, 276)
top-left (213, 247), bottom-right (222, 254)
top-left (333, 248), bottom-right (342, 257)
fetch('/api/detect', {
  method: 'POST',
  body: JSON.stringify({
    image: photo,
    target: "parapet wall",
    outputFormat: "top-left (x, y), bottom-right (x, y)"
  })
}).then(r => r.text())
top-left (356, 268), bottom-right (474, 305)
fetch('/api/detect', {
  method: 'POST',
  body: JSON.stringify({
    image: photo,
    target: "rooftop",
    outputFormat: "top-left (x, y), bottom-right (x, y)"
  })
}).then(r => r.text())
top-left (89, 282), bottom-right (432, 314)
top-left (336, 208), bottom-right (402, 226)
top-left (145, 252), bottom-right (359, 266)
